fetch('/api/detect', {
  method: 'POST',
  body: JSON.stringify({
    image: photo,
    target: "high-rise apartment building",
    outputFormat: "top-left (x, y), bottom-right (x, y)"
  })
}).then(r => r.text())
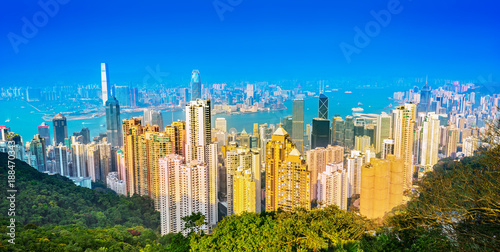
top-left (354, 136), bottom-right (371, 152)
top-left (185, 99), bottom-right (217, 227)
top-left (393, 103), bottom-right (416, 190)
top-left (306, 145), bottom-right (344, 201)
top-left (360, 155), bottom-right (404, 219)
top-left (72, 141), bottom-right (86, 177)
top-left (226, 147), bottom-right (261, 215)
top-left (190, 70), bottom-right (201, 100)
top-left (382, 139), bottom-right (395, 159)
top-left (265, 127), bottom-right (310, 212)
top-left (53, 113), bottom-right (68, 146)
top-left (317, 162), bottom-right (348, 210)
top-left (106, 97), bottom-right (123, 147)
top-left (318, 94), bottom-right (328, 119)
top-left (344, 116), bottom-right (354, 151)
top-left (446, 125), bottom-right (459, 158)
top-left (292, 99), bottom-right (305, 152)
top-left (159, 155), bottom-right (208, 236)
top-left (420, 114), bottom-right (440, 170)
top-left (101, 63), bottom-right (111, 106)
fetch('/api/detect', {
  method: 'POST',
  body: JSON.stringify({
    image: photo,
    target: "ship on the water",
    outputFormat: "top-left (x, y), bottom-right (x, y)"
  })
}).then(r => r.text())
top-left (352, 107), bottom-right (364, 112)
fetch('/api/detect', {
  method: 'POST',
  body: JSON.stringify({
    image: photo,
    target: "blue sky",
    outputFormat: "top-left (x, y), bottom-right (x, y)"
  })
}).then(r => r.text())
top-left (1, 0), bottom-right (499, 87)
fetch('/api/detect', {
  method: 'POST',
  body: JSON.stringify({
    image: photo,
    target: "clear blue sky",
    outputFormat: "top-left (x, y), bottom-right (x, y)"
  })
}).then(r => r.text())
top-left (1, 0), bottom-right (499, 87)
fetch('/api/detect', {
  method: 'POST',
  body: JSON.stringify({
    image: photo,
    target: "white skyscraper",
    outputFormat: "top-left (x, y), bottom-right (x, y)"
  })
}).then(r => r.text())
top-left (71, 142), bottom-right (86, 177)
top-left (185, 99), bottom-right (218, 227)
top-left (101, 63), bottom-right (111, 106)
top-left (420, 114), bottom-right (440, 170)
top-left (159, 155), bottom-right (209, 236)
top-left (317, 162), bottom-right (348, 210)
top-left (215, 117), bottom-right (227, 133)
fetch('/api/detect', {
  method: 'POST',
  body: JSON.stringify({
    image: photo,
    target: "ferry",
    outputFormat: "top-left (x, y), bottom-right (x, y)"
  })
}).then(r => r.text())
top-left (345, 91), bottom-right (352, 94)
top-left (5, 119), bottom-right (10, 123)
top-left (358, 102), bottom-right (363, 106)
top-left (352, 107), bottom-right (364, 112)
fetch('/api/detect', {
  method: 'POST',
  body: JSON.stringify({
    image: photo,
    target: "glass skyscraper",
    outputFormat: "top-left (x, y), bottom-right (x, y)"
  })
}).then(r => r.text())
top-left (106, 97), bottom-right (123, 147)
top-left (190, 70), bottom-right (201, 100)
top-left (318, 94), bottom-right (328, 119)
top-left (101, 63), bottom-right (111, 106)
top-left (311, 118), bottom-right (330, 149)
top-left (52, 113), bottom-right (68, 146)
top-left (292, 99), bottom-right (304, 152)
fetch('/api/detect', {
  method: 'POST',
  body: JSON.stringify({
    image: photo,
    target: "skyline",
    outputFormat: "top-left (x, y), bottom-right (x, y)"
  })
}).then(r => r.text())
top-left (2, 0), bottom-right (500, 86)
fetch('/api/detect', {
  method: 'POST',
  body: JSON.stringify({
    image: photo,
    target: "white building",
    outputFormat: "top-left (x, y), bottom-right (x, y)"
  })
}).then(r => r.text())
top-left (317, 162), bottom-right (348, 210)
top-left (159, 155), bottom-right (208, 236)
top-left (420, 114), bottom-right (440, 170)
top-left (107, 171), bottom-right (127, 196)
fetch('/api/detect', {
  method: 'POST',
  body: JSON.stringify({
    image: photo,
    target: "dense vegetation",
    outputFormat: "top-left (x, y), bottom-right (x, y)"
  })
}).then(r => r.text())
top-left (1, 120), bottom-right (499, 251)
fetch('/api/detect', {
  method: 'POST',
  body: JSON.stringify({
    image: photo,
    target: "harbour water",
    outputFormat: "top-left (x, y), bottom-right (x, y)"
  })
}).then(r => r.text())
top-left (0, 88), bottom-right (396, 143)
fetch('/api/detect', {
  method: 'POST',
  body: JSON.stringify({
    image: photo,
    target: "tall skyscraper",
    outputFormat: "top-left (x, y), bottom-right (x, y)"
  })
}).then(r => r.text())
top-left (190, 70), bottom-right (201, 101)
top-left (282, 115), bottom-right (293, 136)
top-left (106, 97), bottom-right (123, 147)
top-left (344, 116), bottom-right (355, 150)
top-left (52, 113), bottom-right (68, 146)
top-left (292, 99), bottom-right (305, 152)
top-left (446, 125), bottom-right (459, 158)
top-left (101, 63), bottom-right (111, 106)
top-left (266, 127), bottom-right (310, 212)
top-left (376, 113), bottom-right (391, 153)
top-left (159, 155), bottom-right (209, 236)
top-left (393, 103), bottom-right (416, 190)
top-left (419, 81), bottom-right (431, 113)
top-left (185, 99), bottom-right (217, 227)
top-left (318, 94), bottom-right (328, 119)
top-left (38, 122), bottom-right (50, 144)
top-left (54, 143), bottom-right (69, 176)
top-left (311, 118), bottom-right (330, 149)
top-left (71, 142), bottom-right (86, 177)
top-left (332, 116), bottom-right (345, 146)
top-left (30, 134), bottom-right (47, 172)
top-left (420, 114), bottom-right (440, 170)
top-left (360, 155), bottom-right (404, 219)
top-left (215, 117), bottom-right (227, 133)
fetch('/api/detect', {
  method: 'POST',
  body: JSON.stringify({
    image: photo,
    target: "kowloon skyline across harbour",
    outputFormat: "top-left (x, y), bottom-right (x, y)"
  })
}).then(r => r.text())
top-left (1, 0), bottom-right (499, 251)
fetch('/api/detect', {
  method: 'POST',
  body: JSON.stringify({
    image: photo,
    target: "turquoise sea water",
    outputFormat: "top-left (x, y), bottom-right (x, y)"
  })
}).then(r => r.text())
top-left (0, 88), bottom-right (396, 143)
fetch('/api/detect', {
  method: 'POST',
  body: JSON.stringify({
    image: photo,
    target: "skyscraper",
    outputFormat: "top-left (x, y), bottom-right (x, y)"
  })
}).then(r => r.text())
top-left (344, 116), bottom-right (354, 150)
top-left (190, 70), bottom-right (201, 101)
top-left (311, 118), bottom-right (330, 149)
top-left (38, 122), bottom-right (50, 144)
top-left (332, 116), bottom-right (345, 146)
top-left (265, 127), bottom-right (310, 212)
top-left (282, 115), bottom-right (293, 136)
top-left (185, 99), bottom-right (218, 227)
top-left (71, 142), bottom-right (86, 177)
top-left (420, 114), bottom-right (440, 170)
top-left (54, 142), bottom-right (69, 176)
top-left (382, 139), bottom-right (395, 159)
top-left (215, 117), bottom-right (227, 133)
top-left (30, 134), bottom-right (47, 172)
top-left (106, 97), bottom-right (123, 147)
top-left (306, 145), bottom-right (344, 201)
top-left (318, 94), bottom-right (328, 119)
top-left (376, 113), bottom-right (391, 153)
top-left (292, 99), bottom-right (305, 152)
top-left (393, 103), bottom-right (416, 190)
top-left (101, 63), bottom-right (111, 106)
top-left (52, 113), bottom-right (68, 146)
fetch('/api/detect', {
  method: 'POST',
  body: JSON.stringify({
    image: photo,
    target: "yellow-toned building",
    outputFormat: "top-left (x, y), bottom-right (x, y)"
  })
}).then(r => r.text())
top-left (226, 147), bottom-right (261, 215)
top-left (393, 103), bottom-right (416, 190)
top-left (266, 127), bottom-right (310, 212)
top-left (146, 132), bottom-right (172, 211)
top-left (360, 154), bottom-right (404, 219)
top-left (233, 167), bottom-right (256, 215)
